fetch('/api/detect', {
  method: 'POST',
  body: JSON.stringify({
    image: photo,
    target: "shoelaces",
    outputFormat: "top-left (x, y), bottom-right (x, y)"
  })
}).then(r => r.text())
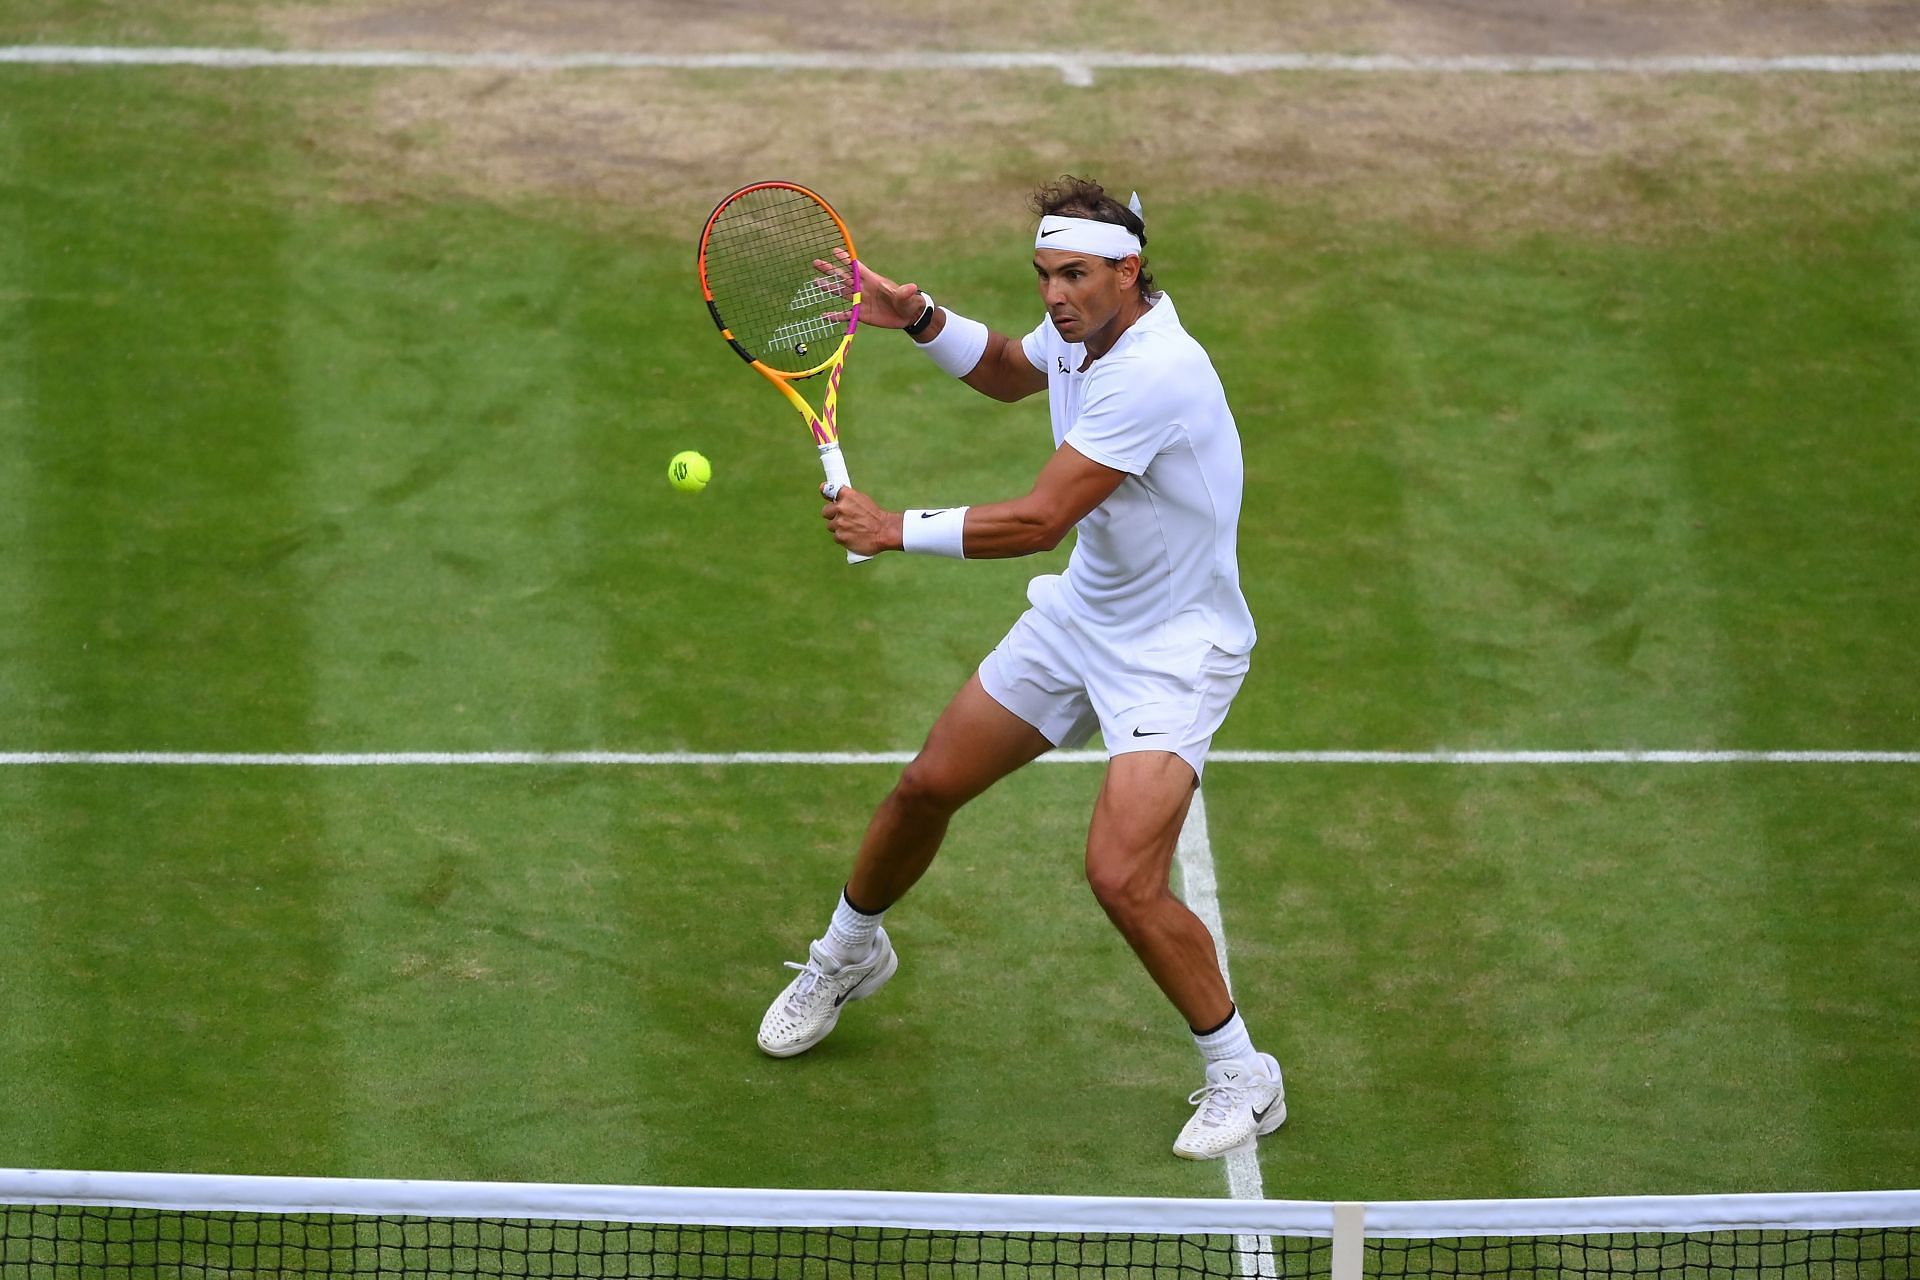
top-left (1187, 1078), bottom-right (1250, 1126)
top-left (780, 941), bottom-right (841, 1008)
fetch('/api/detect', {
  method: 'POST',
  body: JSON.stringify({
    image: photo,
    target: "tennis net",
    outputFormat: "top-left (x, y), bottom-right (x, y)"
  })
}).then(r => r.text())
top-left (1, 1169), bottom-right (1913, 1280)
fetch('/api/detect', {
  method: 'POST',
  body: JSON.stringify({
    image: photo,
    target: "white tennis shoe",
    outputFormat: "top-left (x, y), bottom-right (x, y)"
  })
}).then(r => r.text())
top-left (756, 928), bottom-right (898, 1058)
top-left (1173, 1053), bottom-right (1286, 1160)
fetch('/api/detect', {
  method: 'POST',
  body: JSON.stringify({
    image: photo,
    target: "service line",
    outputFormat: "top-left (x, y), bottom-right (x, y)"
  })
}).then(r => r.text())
top-left (2, 750), bottom-right (1915, 766)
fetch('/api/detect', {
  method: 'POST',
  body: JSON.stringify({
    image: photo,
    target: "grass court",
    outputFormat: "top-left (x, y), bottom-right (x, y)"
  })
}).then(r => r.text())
top-left (0, 0), bottom-right (1916, 1204)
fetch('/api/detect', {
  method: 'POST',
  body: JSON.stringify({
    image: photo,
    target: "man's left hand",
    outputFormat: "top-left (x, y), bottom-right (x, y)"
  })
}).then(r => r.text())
top-left (822, 484), bottom-right (900, 557)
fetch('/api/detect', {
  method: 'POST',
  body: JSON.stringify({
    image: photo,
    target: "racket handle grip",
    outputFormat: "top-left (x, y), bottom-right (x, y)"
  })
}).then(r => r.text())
top-left (818, 443), bottom-right (872, 565)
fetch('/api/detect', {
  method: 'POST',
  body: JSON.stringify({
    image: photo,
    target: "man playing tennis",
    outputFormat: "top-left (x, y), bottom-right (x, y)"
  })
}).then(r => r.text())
top-left (757, 176), bottom-right (1280, 1161)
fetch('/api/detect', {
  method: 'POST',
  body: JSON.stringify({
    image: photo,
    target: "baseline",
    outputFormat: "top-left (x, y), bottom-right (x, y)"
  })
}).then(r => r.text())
top-left (0, 46), bottom-right (1917, 87)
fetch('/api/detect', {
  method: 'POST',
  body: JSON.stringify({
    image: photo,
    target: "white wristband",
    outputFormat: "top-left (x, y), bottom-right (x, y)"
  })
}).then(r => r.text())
top-left (915, 309), bottom-right (989, 378)
top-left (901, 506), bottom-right (969, 558)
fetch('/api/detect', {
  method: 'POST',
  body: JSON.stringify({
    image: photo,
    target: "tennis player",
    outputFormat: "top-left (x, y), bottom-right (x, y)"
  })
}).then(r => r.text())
top-left (757, 176), bottom-right (1280, 1161)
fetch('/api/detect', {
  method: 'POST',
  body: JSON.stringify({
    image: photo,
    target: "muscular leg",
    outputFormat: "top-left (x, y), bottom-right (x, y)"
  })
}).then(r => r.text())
top-left (845, 672), bottom-right (1054, 912)
top-left (758, 673), bottom-right (1054, 1060)
top-left (1083, 751), bottom-right (1233, 1031)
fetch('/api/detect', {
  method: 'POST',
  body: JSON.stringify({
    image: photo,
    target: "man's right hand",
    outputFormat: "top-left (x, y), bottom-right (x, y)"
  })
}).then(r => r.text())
top-left (814, 249), bottom-right (925, 329)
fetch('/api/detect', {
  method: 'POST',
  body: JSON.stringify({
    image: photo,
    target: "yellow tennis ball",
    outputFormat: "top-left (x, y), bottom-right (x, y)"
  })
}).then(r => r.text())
top-left (667, 450), bottom-right (711, 493)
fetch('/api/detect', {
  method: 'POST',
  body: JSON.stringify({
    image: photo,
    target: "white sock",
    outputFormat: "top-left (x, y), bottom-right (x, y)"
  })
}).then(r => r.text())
top-left (822, 888), bottom-right (884, 964)
top-left (1193, 1007), bottom-right (1259, 1067)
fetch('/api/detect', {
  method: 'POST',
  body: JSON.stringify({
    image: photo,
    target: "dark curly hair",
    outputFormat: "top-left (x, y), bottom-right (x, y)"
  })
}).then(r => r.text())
top-left (1028, 175), bottom-right (1155, 299)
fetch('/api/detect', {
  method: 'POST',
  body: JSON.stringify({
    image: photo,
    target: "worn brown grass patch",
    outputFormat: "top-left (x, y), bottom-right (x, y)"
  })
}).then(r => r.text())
top-left (297, 67), bottom-right (1920, 250)
top-left (268, 0), bottom-right (1920, 57)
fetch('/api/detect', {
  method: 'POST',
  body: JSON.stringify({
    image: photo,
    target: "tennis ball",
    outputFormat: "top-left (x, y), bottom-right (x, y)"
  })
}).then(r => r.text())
top-left (667, 450), bottom-right (711, 493)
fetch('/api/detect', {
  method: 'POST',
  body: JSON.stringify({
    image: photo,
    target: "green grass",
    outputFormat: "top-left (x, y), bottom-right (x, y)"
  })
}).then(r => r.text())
top-left (0, 53), bottom-right (1916, 1206)
top-left (0, 0), bottom-right (284, 46)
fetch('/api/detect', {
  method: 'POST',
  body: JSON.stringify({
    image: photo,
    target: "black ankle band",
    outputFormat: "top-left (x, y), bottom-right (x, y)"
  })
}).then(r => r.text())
top-left (842, 886), bottom-right (884, 918)
top-left (1191, 1004), bottom-right (1238, 1038)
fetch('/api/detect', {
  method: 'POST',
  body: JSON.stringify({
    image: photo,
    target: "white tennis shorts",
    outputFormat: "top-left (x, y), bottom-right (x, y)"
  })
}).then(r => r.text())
top-left (978, 603), bottom-right (1250, 780)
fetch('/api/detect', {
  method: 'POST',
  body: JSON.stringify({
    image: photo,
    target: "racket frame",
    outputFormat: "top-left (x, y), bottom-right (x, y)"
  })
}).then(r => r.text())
top-left (697, 181), bottom-right (867, 563)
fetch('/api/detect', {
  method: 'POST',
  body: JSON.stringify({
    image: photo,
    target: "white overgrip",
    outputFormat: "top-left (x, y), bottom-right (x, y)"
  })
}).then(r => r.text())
top-left (817, 443), bottom-right (871, 565)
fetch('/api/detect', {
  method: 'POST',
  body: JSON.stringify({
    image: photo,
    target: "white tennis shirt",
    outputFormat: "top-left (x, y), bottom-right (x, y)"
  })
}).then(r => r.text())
top-left (1018, 292), bottom-right (1257, 665)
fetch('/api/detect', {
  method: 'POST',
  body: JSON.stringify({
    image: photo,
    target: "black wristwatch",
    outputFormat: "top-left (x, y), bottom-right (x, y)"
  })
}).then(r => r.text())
top-left (904, 294), bottom-right (938, 337)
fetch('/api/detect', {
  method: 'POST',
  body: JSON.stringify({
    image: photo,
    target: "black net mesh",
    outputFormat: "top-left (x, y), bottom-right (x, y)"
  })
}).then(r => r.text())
top-left (1, 1207), bottom-right (1913, 1280)
top-left (701, 184), bottom-right (853, 373)
top-left (0, 1209), bottom-right (1316, 1280)
top-left (1369, 1231), bottom-right (1915, 1280)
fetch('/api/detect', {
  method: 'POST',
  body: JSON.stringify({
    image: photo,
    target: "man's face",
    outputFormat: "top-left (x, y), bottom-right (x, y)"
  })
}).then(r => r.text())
top-left (1033, 249), bottom-right (1135, 345)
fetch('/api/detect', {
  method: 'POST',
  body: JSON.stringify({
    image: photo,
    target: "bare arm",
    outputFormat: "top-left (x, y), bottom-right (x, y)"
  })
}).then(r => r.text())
top-left (823, 443), bottom-right (1126, 559)
top-left (909, 305), bottom-right (1047, 403)
top-left (823, 253), bottom-right (1046, 403)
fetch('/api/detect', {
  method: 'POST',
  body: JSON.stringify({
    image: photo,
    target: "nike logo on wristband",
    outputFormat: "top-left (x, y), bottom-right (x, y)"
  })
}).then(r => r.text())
top-left (920, 510), bottom-right (947, 519)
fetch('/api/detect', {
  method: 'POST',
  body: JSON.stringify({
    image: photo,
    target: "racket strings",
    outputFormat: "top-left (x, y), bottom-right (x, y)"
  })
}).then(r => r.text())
top-left (704, 187), bottom-right (851, 374)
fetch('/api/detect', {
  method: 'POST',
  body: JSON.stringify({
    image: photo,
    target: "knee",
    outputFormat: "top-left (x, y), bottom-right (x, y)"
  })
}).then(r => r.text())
top-left (1085, 853), bottom-right (1165, 923)
top-left (890, 756), bottom-right (968, 816)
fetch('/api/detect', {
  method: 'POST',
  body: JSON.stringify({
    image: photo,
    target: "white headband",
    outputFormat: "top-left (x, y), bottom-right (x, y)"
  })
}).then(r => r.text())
top-left (1034, 216), bottom-right (1141, 259)
top-left (1034, 191), bottom-right (1145, 259)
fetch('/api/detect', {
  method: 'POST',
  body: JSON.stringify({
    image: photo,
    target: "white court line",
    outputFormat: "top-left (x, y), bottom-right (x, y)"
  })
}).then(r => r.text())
top-left (1, 749), bottom-right (1915, 766)
top-left (1214, 749), bottom-right (1920, 764)
top-left (0, 46), bottom-right (1917, 85)
top-left (1174, 792), bottom-right (1277, 1241)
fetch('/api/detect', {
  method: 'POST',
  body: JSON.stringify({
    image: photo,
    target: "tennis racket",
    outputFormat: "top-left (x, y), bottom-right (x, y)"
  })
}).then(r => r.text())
top-left (698, 181), bottom-right (868, 564)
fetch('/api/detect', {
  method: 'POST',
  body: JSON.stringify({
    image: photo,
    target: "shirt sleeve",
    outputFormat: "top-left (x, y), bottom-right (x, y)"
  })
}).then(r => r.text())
top-left (1019, 316), bottom-right (1057, 373)
top-left (1063, 354), bottom-right (1184, 476)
